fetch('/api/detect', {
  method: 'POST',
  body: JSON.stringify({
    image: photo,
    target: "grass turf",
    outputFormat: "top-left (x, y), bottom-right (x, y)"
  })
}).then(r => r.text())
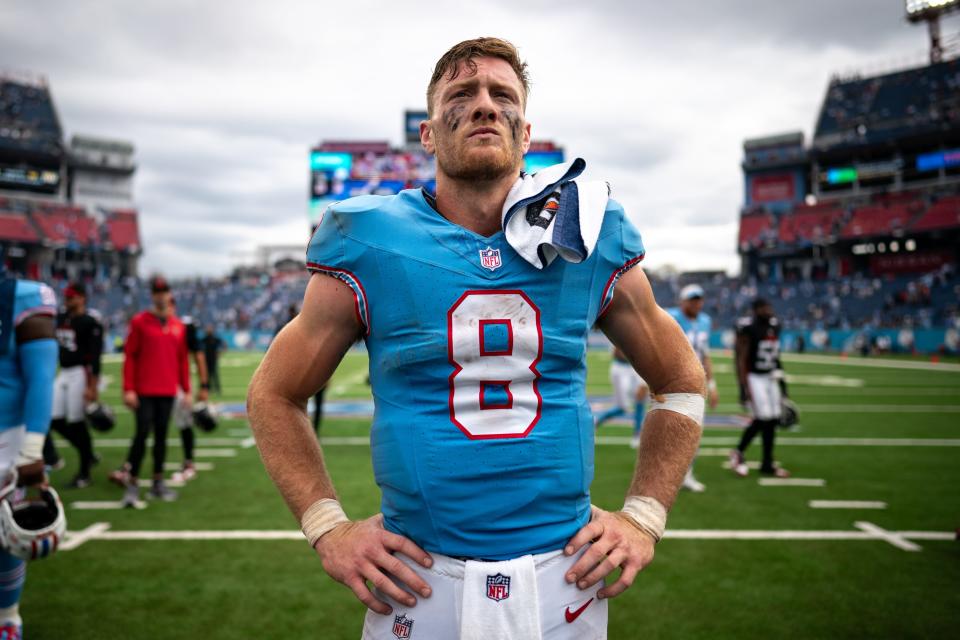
top-left (27, 350), bottom-right (960, 639)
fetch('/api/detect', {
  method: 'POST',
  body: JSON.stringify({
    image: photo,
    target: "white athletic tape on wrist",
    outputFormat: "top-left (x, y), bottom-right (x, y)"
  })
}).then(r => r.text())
top-left (648, 392), bottom-right (705, 425)
top-left (301, 498), bottom-right (349, 548)
top-left (620, 496), bottom-right (667, 543)
top-left (16, 433), bottom-right (45, 467)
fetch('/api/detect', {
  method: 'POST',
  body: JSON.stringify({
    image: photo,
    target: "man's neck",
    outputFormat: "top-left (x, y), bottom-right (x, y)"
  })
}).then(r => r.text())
top-left (433, 171), bottom-right (517, 237)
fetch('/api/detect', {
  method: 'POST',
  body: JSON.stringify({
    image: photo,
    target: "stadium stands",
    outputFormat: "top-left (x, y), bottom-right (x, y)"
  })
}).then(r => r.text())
top-left (0, 211), bottom-right (38, 243)
top-left (30, 202), bottom-right (99, 246)
top-left (737, 212), bottom-right (774, 250)
top-left (106, 209), bottom-right (141, 251)
top-left (0, 75), bottom-right (62, 157)
top-left (912, 194), bottom-right (960, 231)
top-left (779, 203), bottom-right (844, 244)
top-left (814, 59), bottom-right (960, 148)
top-left (840, 203), bottom-right (911, 239)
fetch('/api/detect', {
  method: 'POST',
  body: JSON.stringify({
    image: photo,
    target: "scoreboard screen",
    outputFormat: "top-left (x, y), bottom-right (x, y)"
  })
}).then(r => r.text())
top-left (0, 163), bottom-right (60, 194)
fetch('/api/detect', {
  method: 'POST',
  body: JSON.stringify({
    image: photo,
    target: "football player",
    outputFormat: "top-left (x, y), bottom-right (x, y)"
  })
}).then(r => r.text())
top-left (171, 301), bottom-right (209, 482)
top-left (594, 346), bottom-right (649, 449)
top-left (730, 298), bottom-right (790, 478)
top-left (666, 284), bottom-right (716, 492)
top-left (0, 272), bottom-right (59, 639)
top-left (48, 282), bottom-right (103, 488)
top-left (248, 38), bottom-right (705, 639)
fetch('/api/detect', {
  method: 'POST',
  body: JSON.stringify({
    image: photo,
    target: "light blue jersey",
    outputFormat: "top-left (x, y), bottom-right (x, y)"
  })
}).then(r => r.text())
top-left (307, 189), bottom-right (644, 559)
top-left (666, 306), bottom-right (712, 364)
top-left (0, 278), bottom-right (57, 430)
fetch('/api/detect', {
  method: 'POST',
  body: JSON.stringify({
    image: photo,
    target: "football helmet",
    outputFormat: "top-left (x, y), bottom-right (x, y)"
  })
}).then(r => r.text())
top-left (192, 402), bottom-right (218, 432)
top-left (779, 398), bottom-right (800, 429)
top-left (86, 402), bottom-right (116, 432)
top-left (0, 472), bottom-right (67, 561)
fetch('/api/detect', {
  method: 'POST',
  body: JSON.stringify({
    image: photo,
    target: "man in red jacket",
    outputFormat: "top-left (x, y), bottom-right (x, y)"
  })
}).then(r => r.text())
top-left (113, 276), bottom-right (190, 507)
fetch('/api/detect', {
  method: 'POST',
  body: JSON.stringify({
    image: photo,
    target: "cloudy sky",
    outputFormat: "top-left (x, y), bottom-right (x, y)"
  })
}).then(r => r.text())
top-left (2, 1), bottom-right (954, 277)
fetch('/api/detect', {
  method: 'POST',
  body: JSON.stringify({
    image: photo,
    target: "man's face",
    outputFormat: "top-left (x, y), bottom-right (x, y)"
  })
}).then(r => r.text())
top-left (681, 297), bottom-right (704, 317)
top-left (755, 304), bottom-right (774, 321)
top-left (421, 57), bottom-right (531, 182)
top-left (152, 291), bottom-right (172, 313)
top-left (65, 294), bottom-right (84, 314)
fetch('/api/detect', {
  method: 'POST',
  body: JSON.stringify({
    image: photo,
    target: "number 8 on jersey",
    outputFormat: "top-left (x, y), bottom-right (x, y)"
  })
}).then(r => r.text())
top-left (447, 290), bottom-right (543, 439)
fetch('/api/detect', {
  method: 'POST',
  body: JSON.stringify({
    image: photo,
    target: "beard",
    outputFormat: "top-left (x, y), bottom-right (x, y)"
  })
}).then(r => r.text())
top-left (434, 133), bottom-right (524, 183)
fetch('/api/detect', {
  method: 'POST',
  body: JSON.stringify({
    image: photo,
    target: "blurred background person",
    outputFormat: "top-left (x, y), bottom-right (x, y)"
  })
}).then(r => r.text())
top-left (47, 282), bottom-right (103, 489)
top-left (110, 276), bottom-right (191, 506)
top-left (594, 345), bottom-right (649, 449)
top-left (201, 324), bottom-right (225, 396)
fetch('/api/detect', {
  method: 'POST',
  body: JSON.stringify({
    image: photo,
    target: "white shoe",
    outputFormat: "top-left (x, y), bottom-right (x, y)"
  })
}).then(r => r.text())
top-left (629, 434), bottom-right (640, 449)
top-left (734, 463), bottom-right (749, 477)
top-left (682, 474), bottom-right (706, 493)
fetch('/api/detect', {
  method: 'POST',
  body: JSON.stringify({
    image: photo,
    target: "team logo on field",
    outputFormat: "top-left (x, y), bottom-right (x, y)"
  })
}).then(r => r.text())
top-left (392, 613), bottom-right (414, 638)
top-left (479, 247), bottom-right (502, 271)
top-left (486, 573), bottom-right (511, 602)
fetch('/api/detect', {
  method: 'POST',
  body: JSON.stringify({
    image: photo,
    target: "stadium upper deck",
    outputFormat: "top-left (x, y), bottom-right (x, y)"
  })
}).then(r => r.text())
top-left (739, 56), bottom-right (960, 288)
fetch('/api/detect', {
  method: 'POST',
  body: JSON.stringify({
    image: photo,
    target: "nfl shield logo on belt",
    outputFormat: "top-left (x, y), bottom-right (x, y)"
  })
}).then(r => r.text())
top-left (479, 247), bottom-right (502, 271)
top-left (392, 613), bottom-right (414, 638)
top-left (486, 573), bottom-right (511, 602)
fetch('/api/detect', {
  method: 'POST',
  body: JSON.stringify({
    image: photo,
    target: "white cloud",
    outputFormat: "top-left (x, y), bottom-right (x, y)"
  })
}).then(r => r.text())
top-left (1, 0), bottom-right (945, 277)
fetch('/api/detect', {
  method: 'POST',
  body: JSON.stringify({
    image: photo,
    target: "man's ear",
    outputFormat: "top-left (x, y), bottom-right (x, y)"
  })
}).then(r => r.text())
top-left (420, 119), bottom-right (435, 154)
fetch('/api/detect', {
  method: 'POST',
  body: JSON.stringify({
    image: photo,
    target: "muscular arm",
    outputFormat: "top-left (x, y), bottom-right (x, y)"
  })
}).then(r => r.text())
top-left (16, 314), bottom-right (57, 485)
top-left (247, 273), bottom-right (360, 519)
top-left (248, 274), bottom-right (432, 614)
top-left (566, 267), bottom-right (704, 599)
top-left (598, 267), bottom-right (705, 510)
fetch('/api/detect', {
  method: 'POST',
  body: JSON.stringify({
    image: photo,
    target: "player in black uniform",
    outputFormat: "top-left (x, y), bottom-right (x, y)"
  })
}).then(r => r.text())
top-left (49, 282), bottom-right (103, 487)
top-left (172, 305), bottom-right (209, 481)
top-left (729, 298), bottom-right (790, 478)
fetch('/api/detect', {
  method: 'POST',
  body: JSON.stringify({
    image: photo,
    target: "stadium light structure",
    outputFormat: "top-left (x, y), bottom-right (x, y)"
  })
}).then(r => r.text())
top-left (905, 0), bottom-right (960, 63)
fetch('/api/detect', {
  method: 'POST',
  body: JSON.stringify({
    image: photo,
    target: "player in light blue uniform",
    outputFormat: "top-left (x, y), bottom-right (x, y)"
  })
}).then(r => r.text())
top-left (306, 187), bottom-right (643, 559)
top-left (249, 38), bottom-right (706, 640)
top-left (666, 284), bottom-right (718, 493)
top-left (0, 275), bottom-right (58, 639)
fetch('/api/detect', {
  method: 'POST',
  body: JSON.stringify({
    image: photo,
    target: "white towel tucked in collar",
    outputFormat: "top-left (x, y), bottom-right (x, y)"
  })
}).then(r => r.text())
top-left (460, 554), bottom-right (541, 640)
top-left (502, 158), bottom-right (610, 270)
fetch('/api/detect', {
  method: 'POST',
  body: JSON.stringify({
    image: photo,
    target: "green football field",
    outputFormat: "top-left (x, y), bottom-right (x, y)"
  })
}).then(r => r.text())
top-left (29, 349), bottom-right (960, 639)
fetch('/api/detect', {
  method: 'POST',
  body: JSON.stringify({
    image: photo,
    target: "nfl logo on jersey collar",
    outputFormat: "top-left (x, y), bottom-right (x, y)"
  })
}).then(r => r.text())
top-left (479, 247), bottom-right (502, 271)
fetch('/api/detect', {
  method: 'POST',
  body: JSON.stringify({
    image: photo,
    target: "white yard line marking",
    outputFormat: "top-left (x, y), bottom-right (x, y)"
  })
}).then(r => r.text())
top-left (60, 522), bottom-right (112, 551)
top-left (898, 532), bottom-right (957, 541)
top-left (785, 375), bottom-right (864, 388)
top-left (138, 478), bottom-right (185, 488)
top-left (855, 521), bottom-right (922, 552)
top-left (758, 478), bottom-right (826, 487)
top-left (70, 500), bottom-right (146, 510)
top-left (320, 437), bottom-right (370, 446)
top-left (714, 404), bottom-right (960, 413)
top-left (60, 438), bottom-right (246, 448)
top-left (164, 462), bottom-right (214, 471)
top-left (329, 368), bottom-right (371, 397)
top-left (58, 526), bottom-right (954, 552)
top-left (809, 500), bottom-right (887, 509)
top-left (194, 448), bottom-right (237, 457)
top-left (240, 436), bottom-right (256, 448)
top-left (780, 353), bottom-right (960, 372)
top-left (701, 437), bottom-right (960, 447)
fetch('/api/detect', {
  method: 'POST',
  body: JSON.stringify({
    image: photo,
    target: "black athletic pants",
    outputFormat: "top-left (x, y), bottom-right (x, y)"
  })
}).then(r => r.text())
top-left (737, 419), bottom-right (779, 473)
top-left (50, 419), bottom-right (96, 476)
top-left (127, 396), bottom-right (175, 477)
